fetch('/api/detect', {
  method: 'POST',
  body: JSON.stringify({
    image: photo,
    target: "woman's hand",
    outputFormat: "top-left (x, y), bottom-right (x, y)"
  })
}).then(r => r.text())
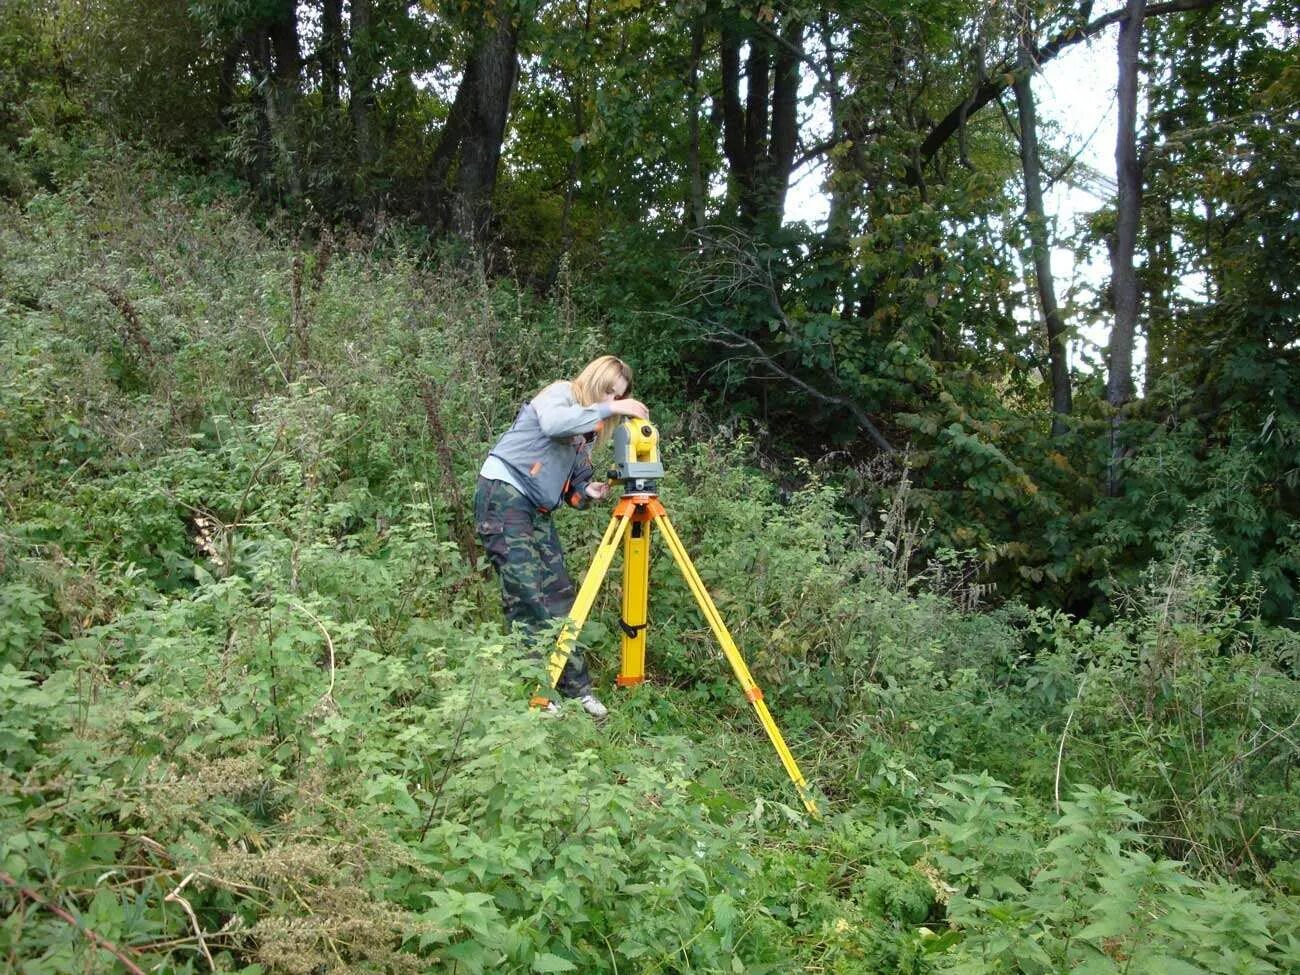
top-left (585, 481), bottom-right (611, 501)
top-left (609, 398), bottom-right (649, 420)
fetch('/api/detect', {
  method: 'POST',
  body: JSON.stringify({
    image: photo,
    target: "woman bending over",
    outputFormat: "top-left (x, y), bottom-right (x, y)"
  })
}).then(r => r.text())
top-left (474, 355), bottom-right (649, 715)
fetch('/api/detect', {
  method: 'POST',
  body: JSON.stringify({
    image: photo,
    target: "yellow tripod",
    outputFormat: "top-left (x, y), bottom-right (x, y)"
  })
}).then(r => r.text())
top-left (540, 490), bottom-right (820, 818)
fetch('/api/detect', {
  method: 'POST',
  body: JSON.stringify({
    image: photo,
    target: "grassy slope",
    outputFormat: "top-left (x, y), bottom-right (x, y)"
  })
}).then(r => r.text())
top-left (1, 142), bottom-right (1296, 974)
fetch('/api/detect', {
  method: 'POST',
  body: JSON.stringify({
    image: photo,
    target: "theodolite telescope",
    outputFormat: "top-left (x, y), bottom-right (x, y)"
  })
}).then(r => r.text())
top-left (610, 418), bottom-right (664, 493)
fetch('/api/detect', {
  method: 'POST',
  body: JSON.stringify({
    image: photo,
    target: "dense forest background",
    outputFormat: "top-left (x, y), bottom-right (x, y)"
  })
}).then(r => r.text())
top-left (5, 0), bottom-right (1297, 619)
top-left (1, 1), bottom-right (1297, 972)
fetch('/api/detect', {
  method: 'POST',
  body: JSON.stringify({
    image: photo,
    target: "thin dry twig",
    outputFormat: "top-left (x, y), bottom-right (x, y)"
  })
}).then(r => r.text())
top-left (419, 665), bottom-right (485, 842)
top-left (289, 601), bottom-right (338, 707)
top-left (258, 321), bottom-right (292, 386)
top-left (709, 319), bottom-right (895, 454)
top-left (1055, 675), bottom-right (1088, 815)
top-left (234, 422), bottom-right (288, 527)
top-left (1191, 713), bottom-right (1300, 799)
top-left (164, 872), bottom-right (216, 972)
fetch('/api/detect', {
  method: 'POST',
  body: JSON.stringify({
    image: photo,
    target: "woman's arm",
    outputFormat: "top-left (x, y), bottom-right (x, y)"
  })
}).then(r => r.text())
top-left (564, 449), bottom-right (599, 508)
top-left (533, 383), bottom-right (613, 439)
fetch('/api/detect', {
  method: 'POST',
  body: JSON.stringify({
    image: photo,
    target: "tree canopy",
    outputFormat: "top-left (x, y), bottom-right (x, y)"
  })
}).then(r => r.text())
top-left (3, 0), bottom-right (1297, 617)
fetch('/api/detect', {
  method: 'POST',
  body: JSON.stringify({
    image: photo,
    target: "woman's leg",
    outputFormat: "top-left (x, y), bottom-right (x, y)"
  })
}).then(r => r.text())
top-left (475, 478), bottom-right (591, 697)
top-left (475, 478), bottom-right (529, 623)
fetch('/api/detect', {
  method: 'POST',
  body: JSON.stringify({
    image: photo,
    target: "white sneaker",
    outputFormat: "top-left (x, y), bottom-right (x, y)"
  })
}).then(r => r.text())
top-left (532, 698), bottom-right (561, 715)
top-left (577, 693), bottom-right (608, 718)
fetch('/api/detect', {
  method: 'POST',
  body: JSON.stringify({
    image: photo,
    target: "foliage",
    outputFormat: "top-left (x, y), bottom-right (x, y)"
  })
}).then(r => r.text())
top-left (2, 0), bottom-right (1294, 622)
top-left (1, 132), bottom-right (1297, 974)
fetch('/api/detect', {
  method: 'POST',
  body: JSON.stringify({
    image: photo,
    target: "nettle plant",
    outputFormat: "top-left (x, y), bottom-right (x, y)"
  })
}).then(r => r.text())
top-left (931, 783), bottom-right (1298, 975)
top-left (4, 509), bottom-right (814, 974)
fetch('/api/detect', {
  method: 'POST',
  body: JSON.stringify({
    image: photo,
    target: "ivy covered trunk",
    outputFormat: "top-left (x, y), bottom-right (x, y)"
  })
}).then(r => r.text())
top-left (1012, 20), bottom-right (1072, 437)
top-left (1108, 0), bottom-right (1146, 495)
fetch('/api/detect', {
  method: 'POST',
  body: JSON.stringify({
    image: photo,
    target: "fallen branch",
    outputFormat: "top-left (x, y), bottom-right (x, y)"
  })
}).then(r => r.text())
top-left (682, 227), bottom-right (895, 454)
top-left (704, 321), bottom-right (895, 454)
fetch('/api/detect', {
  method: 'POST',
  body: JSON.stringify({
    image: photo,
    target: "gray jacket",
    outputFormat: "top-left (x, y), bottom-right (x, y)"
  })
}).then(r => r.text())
top-left (487, 381), bottom-right (612, 512)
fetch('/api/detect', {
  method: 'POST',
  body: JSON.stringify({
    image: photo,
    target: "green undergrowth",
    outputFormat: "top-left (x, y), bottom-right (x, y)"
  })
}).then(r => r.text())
top-left (1, 141), bottom-right (1297, 972)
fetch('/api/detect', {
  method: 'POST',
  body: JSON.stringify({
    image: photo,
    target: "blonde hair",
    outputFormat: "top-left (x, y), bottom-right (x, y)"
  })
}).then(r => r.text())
top-left (570, 355), bottom-right (632, 446)
top-left (571, 355), bottom-right (631, 406)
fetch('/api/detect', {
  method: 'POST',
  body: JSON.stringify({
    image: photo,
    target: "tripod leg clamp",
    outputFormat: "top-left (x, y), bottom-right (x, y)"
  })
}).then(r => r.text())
top-left (619, 618), bottom-right (648, 639)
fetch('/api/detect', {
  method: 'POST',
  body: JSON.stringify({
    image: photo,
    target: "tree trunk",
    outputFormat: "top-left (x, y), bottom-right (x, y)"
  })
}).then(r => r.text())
top-left (719, 14), bottom-right (802, 233)
top-left (250, 31), bottom-right (276, 188)
top-left (909, 0), bottom-right (1219, 187)
top-left (267, 1), bottom-right (302, 200)
top-left (349, 0), bottom-right (375, 169)
top-left (719, 22), bottom-right (751, 213)
top-left (216, 32), bottom-right (246, 130)
top-left (556, 0), bottom-right (593, 267)
top-left (819, 11), bottom-right (854, 318)
top-left (743, 38), bottom-right (770, 206)
top-left (685, 17), bottom-right (707, 232)
top-left (760, 18), bottom-right (801, 228)
top-left (321, 0), bottom-right (343, 113)
top-left (1012, 26), bottom-right (1072, 436)
top-left (554, 74), bottom-right (583, 272)
top-left (1145, 194), bottom-right (1173, 391)
top-left (1108, 0), bottom-right (1145, 495)
top-left (450, 12), bottom-right (519, 241)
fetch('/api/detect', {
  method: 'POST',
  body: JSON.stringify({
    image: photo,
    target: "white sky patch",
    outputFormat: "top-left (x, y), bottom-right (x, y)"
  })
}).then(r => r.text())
top-left (1038, 36), bottom-right (1124, 369)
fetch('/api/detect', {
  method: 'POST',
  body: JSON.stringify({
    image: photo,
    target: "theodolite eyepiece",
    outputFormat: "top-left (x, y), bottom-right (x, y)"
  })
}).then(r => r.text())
top-left (612, 418), bottom-right (665, 493)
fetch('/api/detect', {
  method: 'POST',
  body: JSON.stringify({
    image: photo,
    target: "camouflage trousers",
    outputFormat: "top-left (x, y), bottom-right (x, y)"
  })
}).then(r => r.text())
top-left (474, 476), bottom-right (592, 698)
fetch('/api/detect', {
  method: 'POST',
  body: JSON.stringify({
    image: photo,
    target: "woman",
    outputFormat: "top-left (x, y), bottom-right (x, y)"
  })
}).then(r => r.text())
top-left (474, 355), bottom-right (649, 716)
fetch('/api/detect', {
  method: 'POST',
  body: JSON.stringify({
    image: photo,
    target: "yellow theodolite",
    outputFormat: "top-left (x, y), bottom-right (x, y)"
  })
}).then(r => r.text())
top-left (610, 418), bottom-right (664, 493)
top-left (539, 417), bottom-right (820, 817)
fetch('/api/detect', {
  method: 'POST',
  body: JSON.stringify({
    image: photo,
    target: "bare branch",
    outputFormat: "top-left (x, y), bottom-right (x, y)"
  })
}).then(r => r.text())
top-left (289, 600), bottom-right (338, 709)
top-left (911, 0), bottom-right (1223, 183)
top-left (164, 873), bottom-right (216, 972)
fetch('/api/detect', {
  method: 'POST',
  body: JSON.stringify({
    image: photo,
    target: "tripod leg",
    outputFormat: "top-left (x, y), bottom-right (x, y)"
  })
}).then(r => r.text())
top-left (544, 511), bottom-right (631, 693)
top-left (654, 513), bottom-right (820, 817)
top-left (617, 514), bottom-right (651, 686)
